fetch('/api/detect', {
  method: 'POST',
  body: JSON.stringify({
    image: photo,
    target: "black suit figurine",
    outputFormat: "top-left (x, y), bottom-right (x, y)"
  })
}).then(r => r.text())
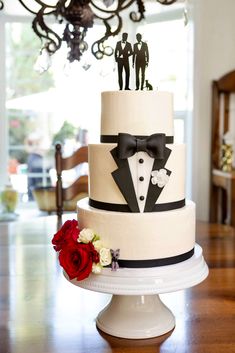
top-left (115, 33), bottom-right (133, 90)
top-left (133, 33), bottom-right (149, 90)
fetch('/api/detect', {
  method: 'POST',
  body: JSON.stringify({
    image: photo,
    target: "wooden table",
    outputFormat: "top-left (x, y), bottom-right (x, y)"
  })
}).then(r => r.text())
top-left (0, 215), bottom-right (234, 353)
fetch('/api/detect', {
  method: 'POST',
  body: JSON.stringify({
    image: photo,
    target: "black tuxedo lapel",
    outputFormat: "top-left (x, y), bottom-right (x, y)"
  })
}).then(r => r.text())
top-left (110, 147), bottom-right (140, 212)
top-left (134, 42), bottom-right (149, 65)
top-left (144, 147), bottom-right (172, 212)
top-left (117, 41), bottom-right (132, 58)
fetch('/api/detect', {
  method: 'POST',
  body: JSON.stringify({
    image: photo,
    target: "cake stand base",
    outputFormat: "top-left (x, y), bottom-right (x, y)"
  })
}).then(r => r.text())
top-left (96, 294), bottom-right (175, 339)
top-left (65, 244), bottom-right (208, 339)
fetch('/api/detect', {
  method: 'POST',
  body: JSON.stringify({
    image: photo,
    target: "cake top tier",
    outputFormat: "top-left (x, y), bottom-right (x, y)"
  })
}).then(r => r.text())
top-left (101, 91), bottom-right (174, 141)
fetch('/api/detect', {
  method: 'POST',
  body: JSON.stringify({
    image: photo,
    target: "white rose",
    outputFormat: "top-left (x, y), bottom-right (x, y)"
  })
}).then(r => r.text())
top-left (99, 248), bottom-right (112, 267)
top-left (78, 228), bottom-right (95, 243)
top-left (92, 263), bottom-right (102, 274)
top-left (151, 169), bottom-right (169, 188)
top-left (93, 240), bottom-right (103, 251)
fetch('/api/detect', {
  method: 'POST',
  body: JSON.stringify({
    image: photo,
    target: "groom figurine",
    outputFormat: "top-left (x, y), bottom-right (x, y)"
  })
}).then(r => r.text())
top-left (115, 33), bottom-right (133, 90)
top-left (132, 33), bottom-right (149, 90)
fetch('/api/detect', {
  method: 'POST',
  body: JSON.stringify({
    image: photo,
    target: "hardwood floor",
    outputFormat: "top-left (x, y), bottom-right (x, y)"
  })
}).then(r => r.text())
top-left (0, 215), bottom-right (234, 353)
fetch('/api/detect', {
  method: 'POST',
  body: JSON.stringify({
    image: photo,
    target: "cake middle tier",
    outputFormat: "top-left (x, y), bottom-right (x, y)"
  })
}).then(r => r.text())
top-left (89, 143), bottom-right (185, 213)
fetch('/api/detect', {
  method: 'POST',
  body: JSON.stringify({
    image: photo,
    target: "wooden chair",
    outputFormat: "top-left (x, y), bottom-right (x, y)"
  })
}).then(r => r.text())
top-left (55, 143), bottom-right (88, 217)
top-left (210, 70), bottom-right (235, 226)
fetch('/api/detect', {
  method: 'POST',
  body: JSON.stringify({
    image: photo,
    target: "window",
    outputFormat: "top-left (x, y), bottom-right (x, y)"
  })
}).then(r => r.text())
top-left (138, 17), bottom-right (190, 143)
top-left (0, 3), bottom-right (193, 207)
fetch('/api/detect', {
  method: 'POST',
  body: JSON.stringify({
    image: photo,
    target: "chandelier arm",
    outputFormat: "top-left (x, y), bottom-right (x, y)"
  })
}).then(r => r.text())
top-left (32, 8), bottom-right (61, 53)
top-left (156, 0), bottom-right (178, 4)
top-left (29, 0), bottom-right (57, 8)
top-left (90, 0), bottom-right (136, 16)
top-left (129, 0), bottom-right (145, 22)
top-left (18, 0), bottom-right (56, 15)
top-left (117, 0), bottom-right (139, 12)
top-left (103, 15), bottom-right (123, 37)
top-left (129, 11), bottom-right (144, 22)
top-left (17, 0), bottom-right (179, 63)
top-left (91, 14), bottom-right (123, 59)
top-left (91, 36), bottom-right (112, 59)
top-left (0, 1), bottom-right (3, 10)
top-left (55, 0), bottom-right (69, 16)
top-left (93, 12), bottom-right (117, 22)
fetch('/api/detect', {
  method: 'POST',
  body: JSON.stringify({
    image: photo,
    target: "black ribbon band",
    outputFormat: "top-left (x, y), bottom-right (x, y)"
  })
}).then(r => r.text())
top-left (89, 198), bottom-right (185, 212)
top-left (114, 248), bottom-right (194, 268)
top-left (101, 135), bottom-right (174, 144)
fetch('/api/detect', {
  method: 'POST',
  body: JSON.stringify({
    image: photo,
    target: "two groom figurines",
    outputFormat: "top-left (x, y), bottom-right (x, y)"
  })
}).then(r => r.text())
top-left (115, 33), bottom-right (149, 91)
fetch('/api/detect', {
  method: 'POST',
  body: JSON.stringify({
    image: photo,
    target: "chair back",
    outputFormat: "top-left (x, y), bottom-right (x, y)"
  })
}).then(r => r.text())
top-left (211, 70), bottom-right (235, 169)
top-left (55, 143), bottom-right (88, 217)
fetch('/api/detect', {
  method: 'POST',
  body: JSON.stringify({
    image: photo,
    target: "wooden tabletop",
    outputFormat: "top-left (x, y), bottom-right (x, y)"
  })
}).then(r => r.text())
top-left (0, 215), bottom-right (234, 353)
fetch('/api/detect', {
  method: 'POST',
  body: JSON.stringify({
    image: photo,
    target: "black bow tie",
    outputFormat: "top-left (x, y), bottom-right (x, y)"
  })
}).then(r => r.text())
top-left (117, 133), bottom-right (166, 159)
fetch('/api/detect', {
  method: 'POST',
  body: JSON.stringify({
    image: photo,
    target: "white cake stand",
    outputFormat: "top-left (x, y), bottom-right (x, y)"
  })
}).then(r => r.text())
top-left (64, 244), bottom-right (208, 339)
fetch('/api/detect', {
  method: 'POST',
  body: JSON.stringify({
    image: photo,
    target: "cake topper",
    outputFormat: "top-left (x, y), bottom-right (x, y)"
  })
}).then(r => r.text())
top-left (115, 32), bottom-right (152, 91)
top-left (145, 80), bottom-right (153, 90)
top-left (133, 33), bottom-right (149, 90)
top-left (115, 33), bottom-right (133, 90)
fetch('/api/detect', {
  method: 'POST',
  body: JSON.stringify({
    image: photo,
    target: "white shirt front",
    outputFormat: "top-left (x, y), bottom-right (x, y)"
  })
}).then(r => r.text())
top-left (121, 41), bottom-right (126, 50)
top-left (119, 41), bottom-right (126, 58)
top-left (128, 152), bottom-right (154, 213)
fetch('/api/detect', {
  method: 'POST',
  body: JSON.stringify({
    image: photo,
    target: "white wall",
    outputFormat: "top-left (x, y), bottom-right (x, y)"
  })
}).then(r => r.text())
top-left (191, 0), bottom-right (235, 220)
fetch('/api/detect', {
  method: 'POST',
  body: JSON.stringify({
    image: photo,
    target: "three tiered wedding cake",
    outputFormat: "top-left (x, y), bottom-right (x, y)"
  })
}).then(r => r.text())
top-left (77, 91), bottom-right (195, 268)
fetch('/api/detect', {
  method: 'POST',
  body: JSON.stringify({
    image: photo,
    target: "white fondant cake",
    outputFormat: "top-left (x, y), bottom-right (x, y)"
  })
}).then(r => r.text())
top-left (78, 91), bottom-right (195, 267)
top-left (101, 91), bottom-right (174, 137)
top-left (78, 199), bottom-right (195, 261)
top-left (89, 143), bottom-right (185, 210)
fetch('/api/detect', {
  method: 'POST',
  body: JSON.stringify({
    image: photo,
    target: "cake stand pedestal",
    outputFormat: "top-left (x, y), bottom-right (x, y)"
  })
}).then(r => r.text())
top-left (65, 244), bottom-right (208, 339)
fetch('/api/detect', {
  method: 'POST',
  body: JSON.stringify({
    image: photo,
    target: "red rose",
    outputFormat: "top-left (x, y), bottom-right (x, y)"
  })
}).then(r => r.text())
top-left (52, 219), bottom-right (80, 251)
top-left (87, 242), bottom-right (100, 264)
top-left (59, 242), bottom-right (98, 281)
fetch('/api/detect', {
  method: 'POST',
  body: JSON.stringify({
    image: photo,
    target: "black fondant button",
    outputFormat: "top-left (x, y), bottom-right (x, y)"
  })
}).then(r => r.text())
top-left (139, 176), bottom-right (144, 181)
top-left (140, 196), bottom-right (145, 201)
top-left (139, 158), bottom-right (144, 164)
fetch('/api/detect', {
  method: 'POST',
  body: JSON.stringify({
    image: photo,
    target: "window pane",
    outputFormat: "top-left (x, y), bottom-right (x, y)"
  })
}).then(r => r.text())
top-left (137, 19), bottom-right (188, 142)
top-left (137, 20), bottom-right (188, 107)
top-left (174, 119), bottom-right (184, 143)
top-left (5, 21), bottom-right (114, 204)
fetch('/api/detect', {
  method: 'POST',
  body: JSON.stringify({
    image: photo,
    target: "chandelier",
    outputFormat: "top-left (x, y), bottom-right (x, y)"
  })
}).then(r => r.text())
top-left (1, 0), bottom-right (178, 62)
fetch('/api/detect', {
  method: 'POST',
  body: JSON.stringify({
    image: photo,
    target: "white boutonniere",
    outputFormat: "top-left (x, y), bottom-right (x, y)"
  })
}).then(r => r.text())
top-left (151, 169), bottom-right (169, 188)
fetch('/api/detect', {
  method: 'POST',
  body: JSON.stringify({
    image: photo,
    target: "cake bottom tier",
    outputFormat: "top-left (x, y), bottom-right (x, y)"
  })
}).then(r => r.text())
top-left (77, 198), bottom-right (195, 267)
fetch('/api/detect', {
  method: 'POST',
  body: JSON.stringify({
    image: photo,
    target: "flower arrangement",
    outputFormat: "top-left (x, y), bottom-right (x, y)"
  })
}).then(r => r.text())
top-left (52, 220), bottom-right (112, 281)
